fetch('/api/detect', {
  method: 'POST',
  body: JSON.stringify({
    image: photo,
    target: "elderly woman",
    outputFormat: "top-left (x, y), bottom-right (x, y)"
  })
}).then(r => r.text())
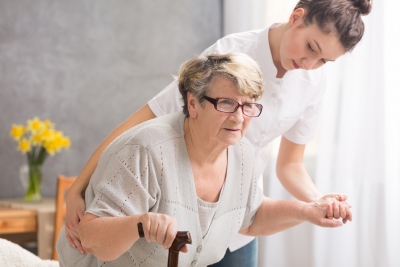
top-left (56, 52), bottom-right (338, 267)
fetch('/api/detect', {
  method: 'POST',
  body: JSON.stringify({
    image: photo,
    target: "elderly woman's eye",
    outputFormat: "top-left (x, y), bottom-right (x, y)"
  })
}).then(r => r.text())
top-left (308, 44), bottom-right (314, 52)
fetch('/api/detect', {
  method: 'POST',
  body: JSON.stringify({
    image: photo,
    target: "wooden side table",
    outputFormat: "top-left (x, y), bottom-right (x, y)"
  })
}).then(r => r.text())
top-left (0, 198), bottom-right (56, 260)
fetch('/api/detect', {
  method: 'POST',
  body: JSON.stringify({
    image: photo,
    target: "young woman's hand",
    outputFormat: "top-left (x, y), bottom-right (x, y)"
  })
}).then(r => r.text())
top-left (317, 193), bottom-right (353, 223)
top-left (65, 190), bottom-right (86, 254)
top-left (301, 202), bottom-right (344, 228)
top-left (138, 212), bottom-right (188, 253)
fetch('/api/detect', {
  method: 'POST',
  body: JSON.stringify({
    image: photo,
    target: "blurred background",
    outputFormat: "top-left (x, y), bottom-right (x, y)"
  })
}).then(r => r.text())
top-left (1, 0), bottom-right (399, 266)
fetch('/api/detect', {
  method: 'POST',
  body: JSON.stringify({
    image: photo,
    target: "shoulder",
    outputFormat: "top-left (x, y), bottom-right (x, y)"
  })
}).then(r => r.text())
top-left (105, 112), bottom-right (185, 156)
top-left (203, 28), bottom-right (268, 55)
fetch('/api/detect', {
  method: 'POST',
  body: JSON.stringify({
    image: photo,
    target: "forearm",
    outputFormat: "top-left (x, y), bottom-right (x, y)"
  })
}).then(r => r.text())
top-left (67, 104), bottom-right (156, 197)
top-left (79, 214), bottom-right (141, 261)
top-left (241, 197), bottom-right (307, 236)
top-left (276, 162), bottom-right (322, 202)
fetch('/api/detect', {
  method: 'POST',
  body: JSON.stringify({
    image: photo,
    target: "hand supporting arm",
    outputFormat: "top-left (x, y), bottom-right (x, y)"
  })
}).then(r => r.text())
top-left (276, 136), bottom-right (352, 223)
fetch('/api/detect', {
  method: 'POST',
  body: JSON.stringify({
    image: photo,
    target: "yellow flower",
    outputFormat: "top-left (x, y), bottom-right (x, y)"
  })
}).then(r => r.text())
top-left (27, 117), bottom-right (44, 134)
top-left (17, 138), bottom-right (31, 154)
top-left (41, 129), bottom-right (53, 142)
top-left (62, 137), bottom-right (71, 150)
top-left (43, 140), bottom-right (56, 156)
top-left (44, 119), bottom-right (55, 129)
top-left (31, 133), bottom-right (43, 146)
top-left (53, 135), bottom-right (64, 152)
top-left (10, 124), bottom-right (25, 141)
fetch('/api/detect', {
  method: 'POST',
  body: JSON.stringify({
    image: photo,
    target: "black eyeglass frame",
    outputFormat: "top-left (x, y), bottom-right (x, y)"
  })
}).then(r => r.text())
top-left (202, 96), bottom-right (263, 117)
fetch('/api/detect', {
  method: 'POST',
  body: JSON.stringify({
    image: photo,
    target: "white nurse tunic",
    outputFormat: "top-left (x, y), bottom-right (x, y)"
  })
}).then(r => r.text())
top-left (148, 24), bottom-right (326, 252)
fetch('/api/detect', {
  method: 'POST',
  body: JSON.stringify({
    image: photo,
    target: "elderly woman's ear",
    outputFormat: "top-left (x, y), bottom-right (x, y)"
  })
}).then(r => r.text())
top-left (187, 92), bottom-right (199, 118)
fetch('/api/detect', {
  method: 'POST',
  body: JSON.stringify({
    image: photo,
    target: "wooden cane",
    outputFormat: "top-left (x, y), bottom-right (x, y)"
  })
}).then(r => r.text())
top-left (137, 223), bottom-right (192, 267)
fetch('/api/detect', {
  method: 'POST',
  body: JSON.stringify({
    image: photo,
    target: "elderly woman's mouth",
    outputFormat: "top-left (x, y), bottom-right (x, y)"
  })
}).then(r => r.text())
top-left (224, 128), bottom-right (240, 134)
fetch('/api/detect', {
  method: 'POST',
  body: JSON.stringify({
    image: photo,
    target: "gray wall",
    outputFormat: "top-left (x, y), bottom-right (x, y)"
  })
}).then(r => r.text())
top-left (0, 0), bottom-right (222, 198)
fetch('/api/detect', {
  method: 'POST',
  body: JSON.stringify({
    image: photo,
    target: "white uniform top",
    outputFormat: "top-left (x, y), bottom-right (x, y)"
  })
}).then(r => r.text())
top-left (148, 24), bottom-right (326, 251)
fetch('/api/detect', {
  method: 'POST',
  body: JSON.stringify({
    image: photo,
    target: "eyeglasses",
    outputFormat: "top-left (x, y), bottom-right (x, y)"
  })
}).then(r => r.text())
top-left (203, 96), bottom-right (263, 117)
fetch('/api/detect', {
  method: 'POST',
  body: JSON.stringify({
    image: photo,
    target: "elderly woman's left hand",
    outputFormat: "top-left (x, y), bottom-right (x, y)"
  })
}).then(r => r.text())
top-left (316, 193), bottom-right (352, 223)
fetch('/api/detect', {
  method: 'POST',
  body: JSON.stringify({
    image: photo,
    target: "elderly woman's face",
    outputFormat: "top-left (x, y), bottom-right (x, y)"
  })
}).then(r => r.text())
top-left (193, 75), bottom-right (254, 147)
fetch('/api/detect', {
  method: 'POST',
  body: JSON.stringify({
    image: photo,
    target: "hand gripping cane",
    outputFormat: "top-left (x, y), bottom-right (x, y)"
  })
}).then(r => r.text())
top-left (137, 223), bottom-right (192, 267)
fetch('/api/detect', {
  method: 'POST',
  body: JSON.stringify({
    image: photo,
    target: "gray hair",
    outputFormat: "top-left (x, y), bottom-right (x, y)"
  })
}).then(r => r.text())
top-left (176, 52), bottom-right (264, 116)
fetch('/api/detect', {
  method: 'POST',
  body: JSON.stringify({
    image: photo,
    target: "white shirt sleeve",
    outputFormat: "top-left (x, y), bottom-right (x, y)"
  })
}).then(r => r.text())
top-left (148, 35), bottom-right (242, 117)
top-left (283, 74), bottom-right (326, 145)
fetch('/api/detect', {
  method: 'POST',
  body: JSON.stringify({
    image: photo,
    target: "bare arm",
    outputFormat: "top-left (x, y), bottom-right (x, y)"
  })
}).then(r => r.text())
top-left (276, 136), bottom-right (352, 222)
top-left (239, 196), bottom-right (342, 237)
top-left (276, 136), bottom-right (322, 202)
top-left (65, 104), bottom-right (156, 253)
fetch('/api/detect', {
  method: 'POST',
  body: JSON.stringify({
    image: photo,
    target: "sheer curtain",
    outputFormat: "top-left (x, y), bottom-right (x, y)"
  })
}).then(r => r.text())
top-left (223, 0), bottom-right (400, 266)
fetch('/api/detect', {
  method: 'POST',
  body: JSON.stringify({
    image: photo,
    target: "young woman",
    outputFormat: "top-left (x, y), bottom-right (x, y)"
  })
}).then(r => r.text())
top-left (64, 0), bottom-right (372, 266)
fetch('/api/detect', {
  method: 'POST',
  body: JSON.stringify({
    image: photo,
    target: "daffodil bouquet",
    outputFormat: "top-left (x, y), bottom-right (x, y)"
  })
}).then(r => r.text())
top-left (10, 117), bottom-right (71, 201)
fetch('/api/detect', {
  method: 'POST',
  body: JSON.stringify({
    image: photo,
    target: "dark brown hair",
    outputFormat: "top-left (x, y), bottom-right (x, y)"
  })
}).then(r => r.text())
top-left (294, 0), bottom-right (372, 52)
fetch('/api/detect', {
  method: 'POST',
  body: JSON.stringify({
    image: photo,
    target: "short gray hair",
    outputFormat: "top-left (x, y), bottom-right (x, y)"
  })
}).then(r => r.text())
top-left (176, 52), bottom-right (264, 116)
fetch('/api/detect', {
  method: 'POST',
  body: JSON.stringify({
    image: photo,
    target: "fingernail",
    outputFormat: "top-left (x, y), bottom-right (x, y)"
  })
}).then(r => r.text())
top-left (337, 222), bottom-right (343, 227)
top-left (72, 244), bottom-right (76, 248)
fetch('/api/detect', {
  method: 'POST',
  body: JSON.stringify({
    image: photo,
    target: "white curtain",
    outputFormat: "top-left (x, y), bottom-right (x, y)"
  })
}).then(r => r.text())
top-left (257, 0), bottom-right (400, 266)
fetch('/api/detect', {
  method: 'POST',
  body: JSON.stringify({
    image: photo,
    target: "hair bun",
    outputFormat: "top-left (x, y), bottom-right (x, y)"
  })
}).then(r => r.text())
top-left (353, 0), bottom-right (372, 15)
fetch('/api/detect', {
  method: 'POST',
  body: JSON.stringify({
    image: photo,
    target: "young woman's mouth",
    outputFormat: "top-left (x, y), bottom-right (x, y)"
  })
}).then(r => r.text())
top-left (293, 60), bottom-right (300, 69)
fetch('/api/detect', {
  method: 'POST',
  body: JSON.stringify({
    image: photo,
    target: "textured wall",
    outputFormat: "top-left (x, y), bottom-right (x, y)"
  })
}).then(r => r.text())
top-left (0, 0), bottom-right (222, 198)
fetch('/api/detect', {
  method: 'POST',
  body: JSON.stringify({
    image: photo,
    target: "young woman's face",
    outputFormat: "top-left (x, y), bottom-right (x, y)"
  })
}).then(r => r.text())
top-left (280, 10), bottom-right (346, 71)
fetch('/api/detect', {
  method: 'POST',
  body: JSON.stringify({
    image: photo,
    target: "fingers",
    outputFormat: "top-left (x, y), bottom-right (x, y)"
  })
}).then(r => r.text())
top-left (180, 244), bottom-right (189, 253)
top-left (163, 222), bottom-right (178, 250)
top-left (140, 214), bottom-right (152, 242)
top-left (66, 232), bottom-right (76, 248)
top-left (320, 218), bottom-right (343, 228)
top-left (139, 213), bottom-right (178, 249)
top-left (149, 217), bottom-right (160, 243)
top-left (339, 203), bottom-right (347, 219)
top-left (332, 202), bottom-right (340, 219)
top-left (65, 213), bottom-right (84, 253)
top-left (70, 232), bottom-right (85, 254)
top-left (326, 203), bottom-right (333, 220)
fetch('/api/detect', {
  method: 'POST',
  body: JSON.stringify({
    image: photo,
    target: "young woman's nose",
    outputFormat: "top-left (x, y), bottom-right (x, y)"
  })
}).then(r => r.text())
top-left (302, 56), bottom-right (319, 70)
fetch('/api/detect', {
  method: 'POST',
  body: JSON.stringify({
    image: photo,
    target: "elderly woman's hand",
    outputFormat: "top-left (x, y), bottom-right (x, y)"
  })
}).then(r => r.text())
top-left (316, 193), bottom-right (352, 224)
top-left (138, 212), bottom-right (189, 253)
top-left (301, 201), bottom-right (346, 228)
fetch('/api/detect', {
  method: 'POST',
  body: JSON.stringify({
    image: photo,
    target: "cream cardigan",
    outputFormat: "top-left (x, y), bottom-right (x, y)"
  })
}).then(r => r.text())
top-left (57, 112), bottom-right (263, 267)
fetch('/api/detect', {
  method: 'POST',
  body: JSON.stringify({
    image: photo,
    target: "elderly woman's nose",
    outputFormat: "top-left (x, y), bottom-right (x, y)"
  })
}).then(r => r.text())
top-left (229, 106), bottom-right (245, 122)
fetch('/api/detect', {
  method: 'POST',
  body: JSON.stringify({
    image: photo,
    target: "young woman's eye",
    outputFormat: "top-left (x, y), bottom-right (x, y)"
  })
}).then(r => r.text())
top-left (308, 44), bottom-right (314, 52)
top-left (321, 58), bottom-right (326, 64)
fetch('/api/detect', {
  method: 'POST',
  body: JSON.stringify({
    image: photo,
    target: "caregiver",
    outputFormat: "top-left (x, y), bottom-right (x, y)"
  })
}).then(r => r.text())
top-left (65, 0), bottom-right (371, 266)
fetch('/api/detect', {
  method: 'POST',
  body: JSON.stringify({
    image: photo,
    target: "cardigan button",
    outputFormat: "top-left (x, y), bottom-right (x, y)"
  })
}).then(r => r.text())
top-left (197, 246), bottom-right (203, 253)
top-left (191, 260), bottom-right (198, 266)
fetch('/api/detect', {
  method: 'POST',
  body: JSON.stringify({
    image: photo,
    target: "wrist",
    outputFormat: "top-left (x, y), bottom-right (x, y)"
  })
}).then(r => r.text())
top-left (307, 193), bottom-right (323, 203)
top-left (66, 183), bottom-right (84, 200)
top-left (298, 201), bottom-right (310, 222)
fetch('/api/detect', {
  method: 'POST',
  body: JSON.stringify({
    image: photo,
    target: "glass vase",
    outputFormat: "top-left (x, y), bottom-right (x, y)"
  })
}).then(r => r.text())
top-left (23, 164), bottom-right (43, 202)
